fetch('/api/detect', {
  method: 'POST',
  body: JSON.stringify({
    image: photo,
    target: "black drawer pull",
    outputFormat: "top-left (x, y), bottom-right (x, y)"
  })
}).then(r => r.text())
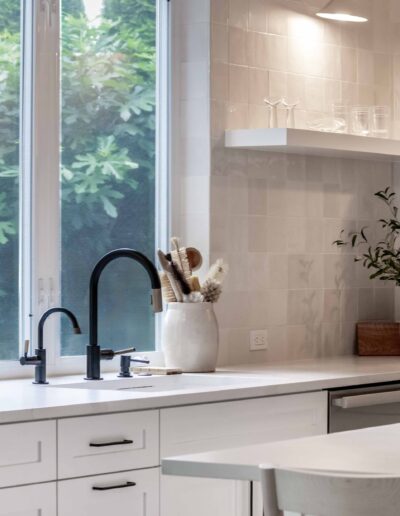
top-left (89, 439), bottom-right (134, 448)
top-left (93, 481), bottom-right (136, 491)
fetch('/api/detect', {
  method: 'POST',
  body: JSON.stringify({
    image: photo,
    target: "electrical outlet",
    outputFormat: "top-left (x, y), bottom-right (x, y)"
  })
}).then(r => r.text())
top-left (250, 330), bottom-right (268, 351)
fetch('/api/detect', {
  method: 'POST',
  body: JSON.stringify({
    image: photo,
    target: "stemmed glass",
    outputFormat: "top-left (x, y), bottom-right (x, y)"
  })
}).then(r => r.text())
top-left (282, 98), bottom-right (300, 129)
top-left (264, 97), bottom-right (282, 128)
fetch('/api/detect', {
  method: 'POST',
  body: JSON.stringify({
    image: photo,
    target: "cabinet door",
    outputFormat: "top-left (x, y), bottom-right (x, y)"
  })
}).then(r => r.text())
top-left (0, 482), bottom-right (56, 516)
top-left (161, 475), bottom-right (249, 516)
top-left (0, 420), bottom-right (56, 488)
top-left (58, 467), bottom-right (159, 516)
top-left (160, 391), bottom-right (327, 516)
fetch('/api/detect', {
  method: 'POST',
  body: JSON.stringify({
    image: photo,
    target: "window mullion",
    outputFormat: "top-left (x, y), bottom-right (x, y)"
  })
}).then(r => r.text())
top-left (19, 0), bottom-right (35, 357)
top-left (31, 0), bottom-right (61, 364)
top-left (155, 0), bottom-right (171, 347)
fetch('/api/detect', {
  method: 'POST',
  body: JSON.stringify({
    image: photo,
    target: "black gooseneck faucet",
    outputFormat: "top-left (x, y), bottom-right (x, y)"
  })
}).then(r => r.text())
top-left (85, 248), bottom-right (163, 381)
top-left (20, 307), bottom-right (81, 384)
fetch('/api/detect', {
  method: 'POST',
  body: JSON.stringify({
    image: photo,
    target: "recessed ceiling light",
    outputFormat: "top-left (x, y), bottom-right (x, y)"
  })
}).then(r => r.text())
top-left (316, 0), bottom-right (369, 23)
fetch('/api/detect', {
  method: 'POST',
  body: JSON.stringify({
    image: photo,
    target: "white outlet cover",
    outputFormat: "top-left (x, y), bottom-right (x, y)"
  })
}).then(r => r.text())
top-left (250, 330), bottom-right (268, 351)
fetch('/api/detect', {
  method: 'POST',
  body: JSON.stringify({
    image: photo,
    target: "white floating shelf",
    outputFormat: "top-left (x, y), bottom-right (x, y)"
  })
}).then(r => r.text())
top-left (225, 128), bottom-right (400, 161)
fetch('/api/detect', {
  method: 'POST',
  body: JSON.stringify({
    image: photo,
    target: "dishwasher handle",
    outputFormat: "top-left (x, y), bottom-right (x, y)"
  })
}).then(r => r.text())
top-left (333, 390), bottom-right (400, 409)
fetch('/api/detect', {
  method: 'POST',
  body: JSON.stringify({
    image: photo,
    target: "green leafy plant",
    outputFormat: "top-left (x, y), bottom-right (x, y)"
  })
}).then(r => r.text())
top-left (61, 13), bottom-right (155, 222)
top-left (0, 0), bottom-right (157, 358)
top-left (334, 187), bottom-right (400, 284)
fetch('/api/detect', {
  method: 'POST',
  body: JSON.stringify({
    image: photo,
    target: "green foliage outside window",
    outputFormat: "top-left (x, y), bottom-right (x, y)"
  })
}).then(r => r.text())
top-left (0, 0), bottom-right (157, 358)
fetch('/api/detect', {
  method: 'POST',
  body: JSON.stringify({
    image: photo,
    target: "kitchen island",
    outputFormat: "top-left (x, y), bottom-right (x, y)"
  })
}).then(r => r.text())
top-left (162, 422), bottom-right (400, 482)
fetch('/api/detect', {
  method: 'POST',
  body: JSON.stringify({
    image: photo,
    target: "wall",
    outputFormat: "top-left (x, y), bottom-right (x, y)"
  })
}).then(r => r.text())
top-left (210, 0), bottom-right (399, 364)
top-left (171, 0), bottom-right (211, 270)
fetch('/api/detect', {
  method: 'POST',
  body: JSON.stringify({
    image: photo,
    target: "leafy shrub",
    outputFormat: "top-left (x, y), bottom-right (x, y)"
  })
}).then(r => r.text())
top-left (0, 0), bottom-right (156, 357)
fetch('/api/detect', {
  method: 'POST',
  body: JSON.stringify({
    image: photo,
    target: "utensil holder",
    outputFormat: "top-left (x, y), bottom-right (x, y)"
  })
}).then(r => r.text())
top-left (162, 303), bottom-right (219, 372)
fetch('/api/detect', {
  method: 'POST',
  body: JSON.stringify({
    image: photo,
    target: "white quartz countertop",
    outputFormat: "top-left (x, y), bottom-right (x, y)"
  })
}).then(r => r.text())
top-left (162, 422), bottom-right (400, 482)
top-left (1, 356), bottom-right (400, 423)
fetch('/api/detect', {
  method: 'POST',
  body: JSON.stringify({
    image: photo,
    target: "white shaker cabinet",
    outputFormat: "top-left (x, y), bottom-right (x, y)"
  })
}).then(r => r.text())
top-left (160, 391), bottom-right (327, 516)
top-left (0, 482), bottom-right (57, 516)
top-left (58, 467), bottom-right (160, 516)
top-left (0, 389), bottom-right (327, 516)
top-left (0, 420), bottom-right (56, 488)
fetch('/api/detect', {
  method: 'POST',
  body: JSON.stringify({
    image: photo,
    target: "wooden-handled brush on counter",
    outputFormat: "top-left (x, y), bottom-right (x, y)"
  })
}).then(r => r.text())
top-left (157, 237), bottom-right (228, 304)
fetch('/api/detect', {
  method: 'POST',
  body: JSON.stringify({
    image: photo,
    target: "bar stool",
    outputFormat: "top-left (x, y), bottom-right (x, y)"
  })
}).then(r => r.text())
top-left (260, 466), bottom-right (400, 516)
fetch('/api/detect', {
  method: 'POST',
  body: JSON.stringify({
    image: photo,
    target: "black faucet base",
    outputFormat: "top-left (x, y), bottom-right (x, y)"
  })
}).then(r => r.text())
top-left (86, 345), bottom-right (103, 380)
top-left (34, 348), bottom-right (48, 385)
top-left (33, 381), bottom-right (49, 385)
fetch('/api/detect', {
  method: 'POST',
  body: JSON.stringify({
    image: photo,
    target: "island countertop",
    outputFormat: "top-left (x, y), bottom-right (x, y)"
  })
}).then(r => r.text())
top-left (162, 422), bottom-right (400, 482)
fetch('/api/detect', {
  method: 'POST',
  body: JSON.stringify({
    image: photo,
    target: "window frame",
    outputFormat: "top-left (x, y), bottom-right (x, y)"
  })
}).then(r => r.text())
top-left (0, 0), bottom-right (169, 378)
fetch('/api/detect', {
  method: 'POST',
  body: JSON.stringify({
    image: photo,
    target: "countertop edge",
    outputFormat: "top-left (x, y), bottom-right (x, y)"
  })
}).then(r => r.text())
top-left (2, 357), bottom-right (400, 423)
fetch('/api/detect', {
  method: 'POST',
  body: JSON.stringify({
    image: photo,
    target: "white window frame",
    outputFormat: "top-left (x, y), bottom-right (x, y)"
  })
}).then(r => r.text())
top-left (0, 0), bottom-right (169, 379)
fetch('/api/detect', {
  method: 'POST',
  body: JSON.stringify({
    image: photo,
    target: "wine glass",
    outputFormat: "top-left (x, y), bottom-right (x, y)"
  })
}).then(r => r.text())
top-left (264, 97), bottom-right (283, 128)
top-left (282, 98), bottom-right (300, 129)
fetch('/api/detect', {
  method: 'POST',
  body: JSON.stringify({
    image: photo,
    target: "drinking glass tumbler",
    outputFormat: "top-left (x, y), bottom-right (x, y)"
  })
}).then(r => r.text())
top-left (371, 106), bottom-right (390, 138)
top-left (332, 104), bottom-right (349, 133)
top-left (351, 106), bottom-right (370, 136)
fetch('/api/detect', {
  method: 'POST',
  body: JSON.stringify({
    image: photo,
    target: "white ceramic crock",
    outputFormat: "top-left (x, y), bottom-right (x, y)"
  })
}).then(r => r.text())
top-left (162, 302), bottom-right (219, 373)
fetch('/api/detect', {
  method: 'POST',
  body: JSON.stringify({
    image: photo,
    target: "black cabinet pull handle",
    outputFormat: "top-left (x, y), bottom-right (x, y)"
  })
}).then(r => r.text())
top-left (89, 439), bottom-right (134, 448)
top-left (93, 481), bottom-right (136, 491)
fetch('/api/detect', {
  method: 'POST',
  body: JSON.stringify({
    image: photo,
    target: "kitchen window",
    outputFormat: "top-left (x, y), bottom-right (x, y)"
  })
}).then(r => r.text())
top-left (0, 0), bottom-right (168, 376)
top-left (0, 3), bottom-right (21, 361)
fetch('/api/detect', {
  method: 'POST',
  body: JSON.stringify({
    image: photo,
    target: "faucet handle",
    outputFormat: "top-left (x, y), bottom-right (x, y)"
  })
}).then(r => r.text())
top-left (113, 347), bottom-right (136, 356)
top-left (100, 347), bottom-right (136, 360)
top-left (24, 339), bottom-right (30, 355)
top-left (130, 356), bottom-right (150, 365)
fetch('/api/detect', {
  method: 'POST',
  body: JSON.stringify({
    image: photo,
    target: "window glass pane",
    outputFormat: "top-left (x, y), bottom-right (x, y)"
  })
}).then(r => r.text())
top-left (60, 0), bottom-right (157, 355)
top-left (0, 4), bottom-right (20, 360)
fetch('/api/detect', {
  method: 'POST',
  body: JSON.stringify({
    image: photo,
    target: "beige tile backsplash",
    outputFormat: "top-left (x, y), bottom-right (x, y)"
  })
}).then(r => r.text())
top-left (211, 0), bottom-right (399, 365)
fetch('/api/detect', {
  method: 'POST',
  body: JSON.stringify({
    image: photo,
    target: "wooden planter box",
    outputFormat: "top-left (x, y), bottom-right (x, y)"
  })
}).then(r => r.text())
top-left (357, 322), bottom-right (400, 356)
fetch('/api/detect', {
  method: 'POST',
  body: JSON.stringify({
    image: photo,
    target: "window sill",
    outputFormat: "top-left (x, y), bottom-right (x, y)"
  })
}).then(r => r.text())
top-left (0, 351), bottom-right (165, 380)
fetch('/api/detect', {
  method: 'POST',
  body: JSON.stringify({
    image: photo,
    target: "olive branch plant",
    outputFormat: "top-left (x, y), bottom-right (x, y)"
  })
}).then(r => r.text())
top-left (334, 187), bottom-right (400, 285)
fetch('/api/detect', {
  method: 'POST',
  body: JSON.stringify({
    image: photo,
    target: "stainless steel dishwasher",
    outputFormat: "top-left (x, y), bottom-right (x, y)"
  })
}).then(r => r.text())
top-left (329, 382), bottom-right (400, 433)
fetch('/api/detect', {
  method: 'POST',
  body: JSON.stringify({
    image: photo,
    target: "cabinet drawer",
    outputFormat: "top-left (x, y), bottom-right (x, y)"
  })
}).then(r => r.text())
top-left (0, 420), bottom-right (56, 488)
top-left (0, 480), bottom-right (56, 516)
top-left (58, 467), bottom-right (159, 516)
top-left (58, 410), bottom-right (159, 478)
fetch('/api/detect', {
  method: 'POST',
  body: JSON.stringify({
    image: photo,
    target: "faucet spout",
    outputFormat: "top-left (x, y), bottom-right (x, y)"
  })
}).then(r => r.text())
top-left (86, 248), bottom-right (162, 380)
top-left (38, 307), bottom-right (81, 351)
top-left (20, 307), bottom-right (81, 385)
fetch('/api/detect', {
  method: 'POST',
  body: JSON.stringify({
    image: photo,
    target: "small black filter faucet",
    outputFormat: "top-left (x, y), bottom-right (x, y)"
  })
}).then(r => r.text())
top-left (20, 307), bottom-right (81, 384)
top-left (86, 248), bottom-right (163, 380)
